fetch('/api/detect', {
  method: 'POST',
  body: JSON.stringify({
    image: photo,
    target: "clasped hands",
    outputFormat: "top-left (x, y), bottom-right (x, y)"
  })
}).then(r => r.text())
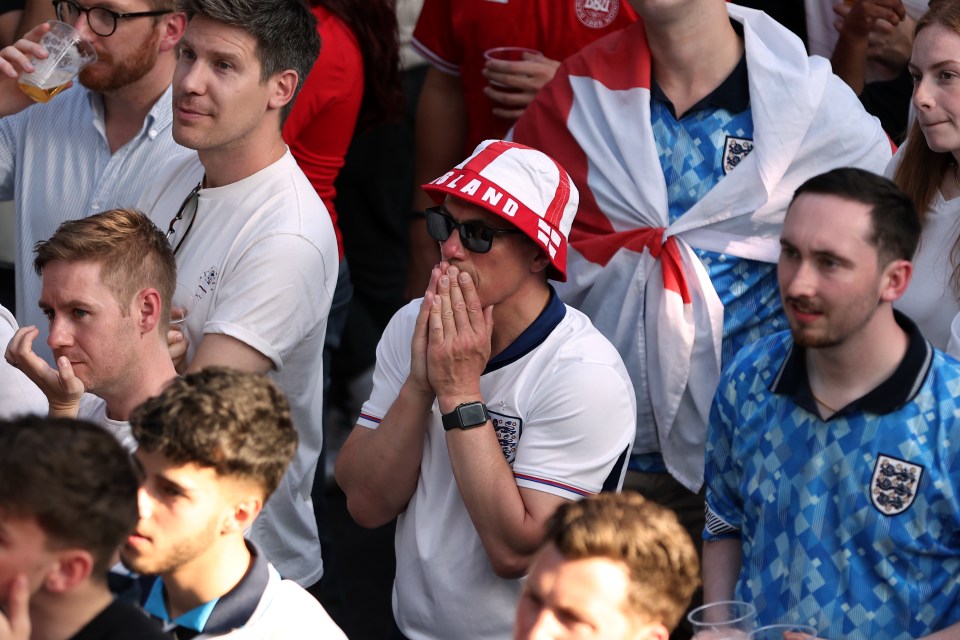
top-left (835, 0), bottom-right (906, 38)
top-left (409, 262), bottom-right (493, 410)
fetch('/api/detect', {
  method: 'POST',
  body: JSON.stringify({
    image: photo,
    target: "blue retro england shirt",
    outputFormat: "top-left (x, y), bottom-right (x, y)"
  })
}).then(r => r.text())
top-left (704, 313), bottom-right (960, 639)
top-left (634, 42), bottom-right (788, 474)
top-left (650, 43), bottom-right (787, 368)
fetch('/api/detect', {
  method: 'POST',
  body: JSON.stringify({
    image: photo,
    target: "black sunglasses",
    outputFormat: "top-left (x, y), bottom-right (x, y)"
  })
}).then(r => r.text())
top-left (424, 206), bottom-right (523, 254)
top-left (165, 180), bottom-right (202, 255)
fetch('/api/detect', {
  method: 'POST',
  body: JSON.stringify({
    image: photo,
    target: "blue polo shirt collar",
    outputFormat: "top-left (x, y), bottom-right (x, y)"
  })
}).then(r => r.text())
top-left (650, 21), bottom-right (750, 119)
top-left (770, 310), bottom-right (933, 418)
top-left (143, 541), bottom-right (270, 636)
top-left (483, 285), bottom-right (565, 375)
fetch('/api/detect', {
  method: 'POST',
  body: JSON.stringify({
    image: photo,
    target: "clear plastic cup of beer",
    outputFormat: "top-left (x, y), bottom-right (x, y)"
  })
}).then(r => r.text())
top-left (18, 21), bottom-right (97, 103)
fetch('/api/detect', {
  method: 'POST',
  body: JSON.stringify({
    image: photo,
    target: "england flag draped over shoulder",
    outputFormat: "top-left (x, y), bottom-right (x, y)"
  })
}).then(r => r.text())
top-left (512, 4), bottom-right (893, 492)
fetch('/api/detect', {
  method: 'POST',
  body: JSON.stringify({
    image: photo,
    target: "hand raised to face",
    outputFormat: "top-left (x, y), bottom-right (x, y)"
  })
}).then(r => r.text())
top-left (4, 326), bottom-right (85, 416)
top-left (0, 574), bottom-right (30, 640)
top-left (424, 264), bottom-right (494, 410)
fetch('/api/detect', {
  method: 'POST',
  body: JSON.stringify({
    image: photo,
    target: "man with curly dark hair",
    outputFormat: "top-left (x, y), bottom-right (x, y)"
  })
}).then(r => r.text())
top-left (120, 367), bottom-right (347, 638)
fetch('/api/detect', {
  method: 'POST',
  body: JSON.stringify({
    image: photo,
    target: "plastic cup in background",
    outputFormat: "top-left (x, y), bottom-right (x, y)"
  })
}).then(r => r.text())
top-left (483, 46), bottom-right (544, 89)
top-left (748, 624), bottom-right (818, 640)
top-left (689, 601), bottom-right (757, 639)
top-left (170, 282), bottom-right (196, 332)
top-left (18, 20), bottom-right (97, 103)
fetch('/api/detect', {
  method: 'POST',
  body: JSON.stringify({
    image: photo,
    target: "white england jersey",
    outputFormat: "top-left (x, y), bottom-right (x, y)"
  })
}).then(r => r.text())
top-left (358, 293), bottom-right (636, 639)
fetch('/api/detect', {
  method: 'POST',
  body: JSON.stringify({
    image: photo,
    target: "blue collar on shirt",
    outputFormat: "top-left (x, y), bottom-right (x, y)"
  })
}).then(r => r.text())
top-left (483, 285), bottom-right (566, 375)
top-left (650, 21), bottom-right (750, 120)
top-left (141, 541), bottom-right (270, 635)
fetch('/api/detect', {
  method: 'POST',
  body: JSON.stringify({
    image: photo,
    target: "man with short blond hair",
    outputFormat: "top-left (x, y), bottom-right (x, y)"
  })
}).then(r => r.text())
top-left (5, 208), bottom-right (177, 450)
top-left (515, 492), bottom-right (700, 640)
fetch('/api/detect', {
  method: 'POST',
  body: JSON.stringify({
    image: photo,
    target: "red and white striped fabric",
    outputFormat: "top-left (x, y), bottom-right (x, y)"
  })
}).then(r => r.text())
top-left (512, 4), bottom-right (893, 491)
top-left (422, 139), bottom-right (580, 281)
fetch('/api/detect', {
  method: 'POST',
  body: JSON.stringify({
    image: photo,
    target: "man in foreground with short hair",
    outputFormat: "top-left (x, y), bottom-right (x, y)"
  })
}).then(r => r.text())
top-left (4, 208), bottom-right (177, 451)
top-left (703, 168), bottom-right (960, 638)
top-left (336, 139), bottom-right (636, 639)
top-left (0, 415), bottom-right (167, 639)
top-left (136, 0), bottom-right (335, 586)
top-left (515, 492), bottom-right (700, 640)
top-left (120, 367), bottom-right (347, 638)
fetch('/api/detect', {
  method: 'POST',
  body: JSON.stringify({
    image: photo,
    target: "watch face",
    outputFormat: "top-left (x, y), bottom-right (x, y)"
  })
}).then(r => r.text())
top-left (459, 402), bottom-right (489, 427)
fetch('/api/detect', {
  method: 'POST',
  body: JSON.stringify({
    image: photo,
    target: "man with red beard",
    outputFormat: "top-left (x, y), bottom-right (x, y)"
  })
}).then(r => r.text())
top-left (0, 0), bottom-right (190, 363)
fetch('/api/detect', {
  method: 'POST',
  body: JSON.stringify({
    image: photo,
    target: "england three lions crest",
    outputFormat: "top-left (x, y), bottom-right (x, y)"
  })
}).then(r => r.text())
top-left (723, 136), bottom-right (754, 175)
top-left (870, 454), bottom-right (923, 516)
top-left (490, 411), bottom-right (523, 463)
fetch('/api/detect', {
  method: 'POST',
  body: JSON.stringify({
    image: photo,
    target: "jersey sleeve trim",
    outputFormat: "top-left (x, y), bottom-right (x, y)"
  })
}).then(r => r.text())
top-left (514, 472), bottom-right (594, 500)
top-left (704, 504), bottom-right (740, 539)
top-left (411, 37), bottom-right (460, 76)
top-left (356, 412), bottom-right (382, 430)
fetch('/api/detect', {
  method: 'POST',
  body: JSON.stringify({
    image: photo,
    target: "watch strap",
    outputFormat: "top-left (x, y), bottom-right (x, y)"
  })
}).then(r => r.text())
top-left (441, 401), bottom-right (490, 431)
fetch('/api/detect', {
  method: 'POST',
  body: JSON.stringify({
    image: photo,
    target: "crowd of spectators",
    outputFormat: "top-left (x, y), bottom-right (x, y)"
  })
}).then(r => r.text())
top-left (1, 0), bottom-right (960, 638)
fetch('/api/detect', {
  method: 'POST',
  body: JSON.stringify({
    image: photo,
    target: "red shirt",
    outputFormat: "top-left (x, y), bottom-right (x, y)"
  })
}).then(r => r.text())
top-left (412, 0), bottom-right (638, 150)
top-left (283, 5), bottom-right (363, 259)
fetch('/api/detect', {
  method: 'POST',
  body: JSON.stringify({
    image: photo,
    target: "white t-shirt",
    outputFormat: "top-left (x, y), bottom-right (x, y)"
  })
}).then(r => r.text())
top-left (0, 304), bottom-right (46, 419)
top-left (138, 151), bottom-right (338, 587)
top-left (886, 149), bottom-right (960, 350)
top-left (358, 297), bottom-right (636, 640)
top-left (78, 393), bottom-right (136, 452)
top-left (895, 190), bottom-right (960, 350)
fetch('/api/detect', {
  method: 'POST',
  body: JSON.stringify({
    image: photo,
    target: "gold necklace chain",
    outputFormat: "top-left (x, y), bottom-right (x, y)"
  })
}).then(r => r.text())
top-left (811, 390), bottom-right (839, 414)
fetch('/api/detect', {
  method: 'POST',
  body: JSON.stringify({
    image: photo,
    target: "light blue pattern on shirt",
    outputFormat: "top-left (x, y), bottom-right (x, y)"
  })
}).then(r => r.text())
top-left (705, 332), bottom-right (960, 639)
top-left (632, 98), bottom-right (787, 472)
top-left (0, 84), bottom-right (191, 362)
top-left (651, 99), bottom-right (786, 366)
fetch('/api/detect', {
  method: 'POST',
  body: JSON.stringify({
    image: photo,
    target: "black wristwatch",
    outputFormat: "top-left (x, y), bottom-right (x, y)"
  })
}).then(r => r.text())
top-left (441, 401), bottom-right (490, 431)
